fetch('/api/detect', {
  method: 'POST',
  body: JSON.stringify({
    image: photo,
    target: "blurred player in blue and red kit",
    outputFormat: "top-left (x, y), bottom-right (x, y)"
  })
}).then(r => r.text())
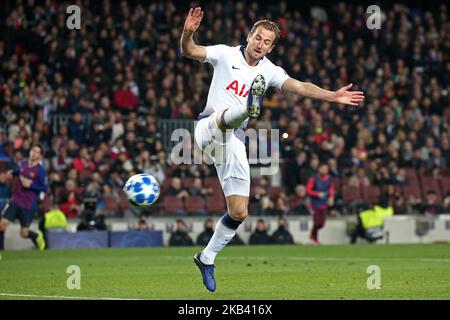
top-left (306, 163), bottom-right (334, 245)
top-left (0, 145), bottom-right (48, 250)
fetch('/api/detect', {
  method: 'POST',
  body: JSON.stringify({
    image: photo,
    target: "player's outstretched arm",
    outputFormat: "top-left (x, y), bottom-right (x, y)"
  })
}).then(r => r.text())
top-left (180, 7), bottom-right (206, 62)
top-left (281, 78), bottom-right (365, 106)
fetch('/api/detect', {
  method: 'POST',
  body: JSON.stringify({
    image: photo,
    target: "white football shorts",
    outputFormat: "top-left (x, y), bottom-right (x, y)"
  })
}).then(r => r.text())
top-left (194, 111), bottom-right (250, 197)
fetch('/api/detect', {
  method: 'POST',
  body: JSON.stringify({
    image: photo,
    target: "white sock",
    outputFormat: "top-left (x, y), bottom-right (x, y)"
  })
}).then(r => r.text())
top-left (200, 217), bottom-right (236, 265)
top-left (222, 105), bottom-right (248, 128)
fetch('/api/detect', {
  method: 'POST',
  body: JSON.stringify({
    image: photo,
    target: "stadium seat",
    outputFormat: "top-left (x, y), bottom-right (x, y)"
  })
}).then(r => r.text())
top-left (185, 196), bottom-right (206, 214)
top-left (163, 196), bottom-right (185, 214)
top-left (161, 178), bottom-right (172, 194)
top-left (440, 177), bottom-right (450, 196)
top-left (206, 195), bottom-right (226, 213)
top-left (341, 185), bottom-right (364, 215)
top-left (210, 187), bottom-right (224, 199)
top-left (118, 190), bottom-right (131, 211)
top-left (250, 185), bottom-right (260, 197)
top-left (404, 168), bottom-right (419, 183)
top-left (182, 177), bottom-right (195, 189)
top-left (251, 177), bottom-right (261, 187)
top-left (164, 165), bottom-right (178, 177)
top-left (402, 182), bottom-right (422, 200)
top-left (204, 177), bottom-right (222, 195)
top-left (103, 195), bottom-right (121, 215)
top-left (267, 186), bottom-right (282, 199)
top-left (342, 185), bottom-right (363, 203)
top-left (362, 185), bottom-right (381, 206)
top-left (420, 176), bottom-right (442, 199)
top-left (333, 177), bottom-right (341, 195)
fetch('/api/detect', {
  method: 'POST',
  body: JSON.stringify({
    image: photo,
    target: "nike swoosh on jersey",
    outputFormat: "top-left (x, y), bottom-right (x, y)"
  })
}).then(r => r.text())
top-left (232, 65), bottom-right (240, 70)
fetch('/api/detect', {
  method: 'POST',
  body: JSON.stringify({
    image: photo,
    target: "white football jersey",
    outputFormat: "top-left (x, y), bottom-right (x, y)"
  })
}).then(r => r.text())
top-left (198, 45), bottom-right (290, 119)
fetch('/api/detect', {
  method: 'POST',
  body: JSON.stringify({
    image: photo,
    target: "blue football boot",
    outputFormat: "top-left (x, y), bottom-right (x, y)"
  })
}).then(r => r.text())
top-left (194, 252), bottom-right (216, 292)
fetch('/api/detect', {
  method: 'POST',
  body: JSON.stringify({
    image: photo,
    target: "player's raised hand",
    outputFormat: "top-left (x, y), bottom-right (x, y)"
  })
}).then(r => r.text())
top-left (183, 7), bottom-right (204, 33)
top-left (333, 83), bottom-right (365, 106)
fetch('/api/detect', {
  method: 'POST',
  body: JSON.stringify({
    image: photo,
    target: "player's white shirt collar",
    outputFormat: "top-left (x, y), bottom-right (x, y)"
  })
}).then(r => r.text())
top-left (237, 45), bottom-right (267, 68)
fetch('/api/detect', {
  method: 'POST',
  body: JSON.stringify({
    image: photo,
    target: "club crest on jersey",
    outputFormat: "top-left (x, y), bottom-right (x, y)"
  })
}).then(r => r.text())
top-left (226, 80), bottom-right (249, 98)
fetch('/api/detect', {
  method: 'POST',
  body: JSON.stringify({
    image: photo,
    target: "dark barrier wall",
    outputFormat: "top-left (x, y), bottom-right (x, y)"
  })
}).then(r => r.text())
top-left (47, 231), bottom-right (109, 249)
top-left (47, 230), bottom-right (164, 249)
top-left (110, 230), bottom-right (164, 248)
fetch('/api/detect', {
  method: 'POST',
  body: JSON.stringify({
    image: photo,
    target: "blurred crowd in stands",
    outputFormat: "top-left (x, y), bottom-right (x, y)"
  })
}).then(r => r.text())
top-left (0, 0), bottom-right (449, 220)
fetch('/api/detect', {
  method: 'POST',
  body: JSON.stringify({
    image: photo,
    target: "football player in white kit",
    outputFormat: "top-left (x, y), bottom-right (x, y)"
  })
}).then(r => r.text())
top-left (181, 7), bottom-right (364, 292)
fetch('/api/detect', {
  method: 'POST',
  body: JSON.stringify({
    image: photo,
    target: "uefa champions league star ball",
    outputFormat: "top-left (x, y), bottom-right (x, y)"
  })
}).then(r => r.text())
top-left (123, 173), bottom-right (160, 207)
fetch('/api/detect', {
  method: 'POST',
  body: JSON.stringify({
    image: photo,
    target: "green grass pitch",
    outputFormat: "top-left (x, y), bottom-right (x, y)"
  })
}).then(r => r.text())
top-left (0, 244), bottom-right (449, 300)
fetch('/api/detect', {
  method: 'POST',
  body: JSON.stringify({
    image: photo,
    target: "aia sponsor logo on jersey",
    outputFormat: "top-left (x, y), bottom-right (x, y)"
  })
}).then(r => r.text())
top-left (226, 80), bottom-right (249, 98)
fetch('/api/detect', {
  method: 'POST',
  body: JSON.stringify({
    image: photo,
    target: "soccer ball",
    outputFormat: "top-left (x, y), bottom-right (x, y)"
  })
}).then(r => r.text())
top-left (123, 173), bottom-right (160, 207)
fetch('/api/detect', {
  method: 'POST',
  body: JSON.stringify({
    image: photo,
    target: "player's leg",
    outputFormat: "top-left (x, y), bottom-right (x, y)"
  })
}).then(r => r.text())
top-left (319, 207), bottom-right (328, 236)
top-left (193, 128), bottom-right (250, 291)
top-left (196, 137), bottom-right (250, 242)
top-left (194, 184), bottom-right (249, 292)
top-left (310, 208), bottom-right (319, 244)
top-left (312, 207), bottom-right (327, 244)
top-left (0, 203), bottom-right (15, 250)
top-left (310, 206), bottom-right (325, 244)
top-left (200, 192), bottom-right (249, 265)
top-left (350, 215), bottom-right (364, 244)
top-left (0, 218), bottom-right (11, 251)
top-left (199, 132), bottom-right (250, 263)
top-left (193, 113), bottom-right (225, 292)
top-left (217, 74), bottom-right (266, 130)
top-left (18, 208), bottom-right (45, 250)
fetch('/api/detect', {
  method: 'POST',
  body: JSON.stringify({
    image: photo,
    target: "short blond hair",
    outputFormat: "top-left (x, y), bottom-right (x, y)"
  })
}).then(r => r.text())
top-left (249, 20), bottom-right (281, 45)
